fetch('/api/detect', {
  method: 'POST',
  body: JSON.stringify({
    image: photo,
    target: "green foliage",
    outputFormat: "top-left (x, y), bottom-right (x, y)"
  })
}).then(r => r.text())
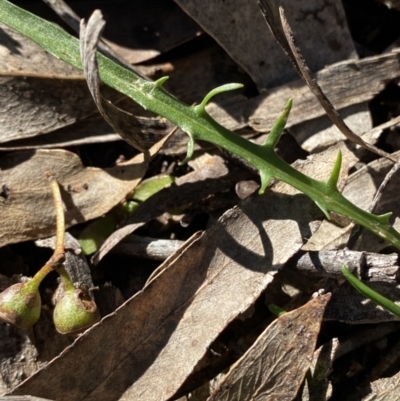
top-left (79, 175), bottom-right (175, 255)
top-left (128, 175), bottom-right (175, 203)
top-left (268, 304), bottom-right (287, 317)
top-left (2, 1), bottom-right (400, 309)
top-left (341, 266), bottom-right (400, 317)
top-left (79, 215), bottom-right (117, 256)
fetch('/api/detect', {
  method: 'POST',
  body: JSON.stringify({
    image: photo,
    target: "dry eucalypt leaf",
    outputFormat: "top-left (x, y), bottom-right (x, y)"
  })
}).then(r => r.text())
top-left (0, 132), bottom-right (171, 247)
top-left (208, 294), bottom-right (331, 401)
top-left (8, 142), bottom-right (346, 401)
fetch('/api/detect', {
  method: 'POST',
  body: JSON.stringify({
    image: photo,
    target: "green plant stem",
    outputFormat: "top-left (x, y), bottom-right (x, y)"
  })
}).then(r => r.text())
top-left (1, 0), bottom-right (400, 250)
top-left (341, 266), bottom-right (400, 317)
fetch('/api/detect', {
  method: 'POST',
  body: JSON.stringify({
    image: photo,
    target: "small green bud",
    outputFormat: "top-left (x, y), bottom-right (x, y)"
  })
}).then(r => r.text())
top-left (53, 287), bottom-right (100, 335)
top-left (0, 281), bottom-right (41, 329)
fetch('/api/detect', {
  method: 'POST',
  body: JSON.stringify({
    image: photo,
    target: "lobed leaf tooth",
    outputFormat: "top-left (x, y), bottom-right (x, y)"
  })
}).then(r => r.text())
top-left (154, 76), bottom-right (169, 88)
top-left (258, 171), bottom-right (272, 194)
top-left (262, 98), bottom-right (293, 149)
top-left (326, 150), bottom-right (342, 191)
top-left (196, 83), bottom-right (243, 115)
top-left (314, 200), bottom-right (331, 220)
top-left (376, 212), bottom-right (393, 225)
top-left (179, 133), bottom-right (195, 165)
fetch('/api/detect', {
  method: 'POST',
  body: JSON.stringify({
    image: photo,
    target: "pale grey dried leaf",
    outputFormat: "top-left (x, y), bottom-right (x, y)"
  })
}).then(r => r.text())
top-left (111, 235), bottom-right (184, 261)
top-left (205, 51), bottom-right (400, 134)
top-left (0, 135), bottom-right (169, 247)
top-left (0, 75), bottom-right (99, 144)
top-left (207, 294), bottom-right (331, 401)
top-left (0, 23), bottom-right (104, 143)
top-left (0, 112), bottom-right (172, 151)
top-left (291, 104), bottom-right (372, 153)
top-left (367, 370), bottom-right (400, 401)
top-left (301, 220), bottom-right (353, 251)
top-left (0, 22), bottom-right (165, 147)
top-left (0, 23), bottom-right (80, 77)
top-left (9, 143), bottom-right (347, 401)
top-left (174, 0), bottom-right (355, 90)
top-left (325, 281), bottom-right (400, 324)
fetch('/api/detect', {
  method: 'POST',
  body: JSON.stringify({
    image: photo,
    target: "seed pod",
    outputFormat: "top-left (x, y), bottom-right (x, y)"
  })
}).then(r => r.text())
top-left (53, 286), bottom-right (100, 335)
top-left (0, 280), bottom-right (41, 329)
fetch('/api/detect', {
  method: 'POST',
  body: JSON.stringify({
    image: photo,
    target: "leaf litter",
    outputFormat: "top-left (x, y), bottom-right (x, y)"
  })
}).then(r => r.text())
top-left (0, 133), bottom-right (169, 247)
top-left (10, 142), bottom-right (349, 401)
top-left (2, 1), bottom-right (400, 401)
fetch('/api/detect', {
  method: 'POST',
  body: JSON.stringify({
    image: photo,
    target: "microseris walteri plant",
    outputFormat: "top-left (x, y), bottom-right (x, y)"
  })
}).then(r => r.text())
top-left (2, 0), bottom-right (400, 319)
top-left (0, 1), bottom-right (399, 252)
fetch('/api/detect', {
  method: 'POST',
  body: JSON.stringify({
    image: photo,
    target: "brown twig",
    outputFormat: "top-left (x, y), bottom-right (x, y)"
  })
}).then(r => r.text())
top-left (254, 0), bottom-right (396, 163)
top-left (368, 160), bottom-right (400, 213)
top-left (278, 8), bottom-right (396, 163)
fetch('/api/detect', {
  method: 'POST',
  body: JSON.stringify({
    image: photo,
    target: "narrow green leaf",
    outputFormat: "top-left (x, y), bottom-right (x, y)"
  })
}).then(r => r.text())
top-left (262, 98), bottom-right (292, 149)
top-left (79, 216), bottom-right (117, 255)
top-left (341, 265), bottom-right (400, 317)
top-left (326, 150), bottom-right (342, 191)
top-left (130, 176), bottom-right (175, 202)
top-left (268, 303), bottom-right (287, 317)
top-left (197, 83), bottom-right (244, 114)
